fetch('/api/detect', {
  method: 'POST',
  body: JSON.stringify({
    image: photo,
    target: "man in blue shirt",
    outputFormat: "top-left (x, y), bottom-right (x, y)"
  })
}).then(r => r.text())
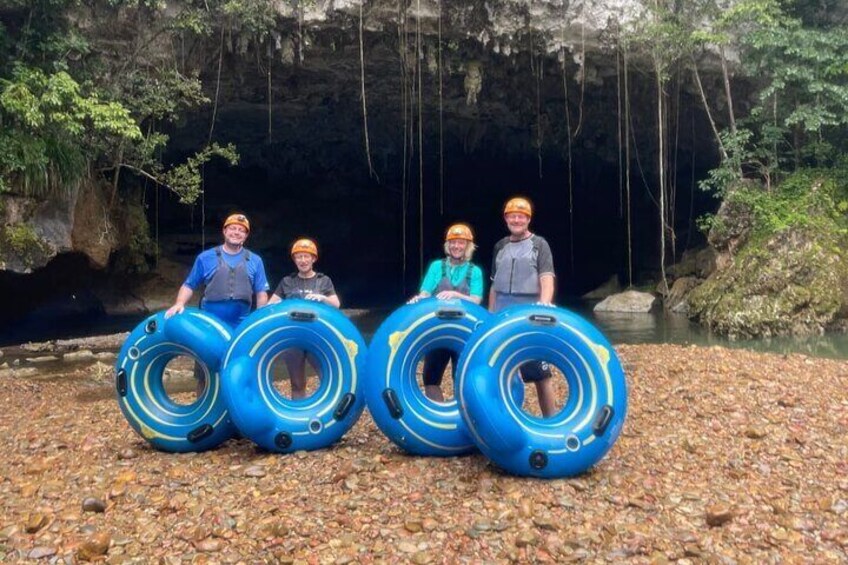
top-left (165, 213), bottom-right (270, 328)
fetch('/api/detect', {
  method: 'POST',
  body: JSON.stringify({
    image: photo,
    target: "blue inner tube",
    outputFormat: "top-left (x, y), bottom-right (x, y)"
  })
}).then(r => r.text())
top-left (114, 308), bottom-right (236, 452)
top-left (364, 298), bottom-right (495, 456)
top-left (220, 300), bottom-right (366, 453)
top-left (456, 304), bottom-right (628, 478)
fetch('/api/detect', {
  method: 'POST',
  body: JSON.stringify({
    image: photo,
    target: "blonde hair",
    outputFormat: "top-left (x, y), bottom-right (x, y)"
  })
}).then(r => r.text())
top-left (444, 240), bottom-right (476, 262)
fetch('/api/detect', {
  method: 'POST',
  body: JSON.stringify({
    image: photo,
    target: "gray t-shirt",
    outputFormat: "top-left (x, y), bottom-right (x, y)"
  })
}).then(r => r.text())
top-left (274, 273), bottom-right (336, 299)
top-left (490, 234), bottom-right (555, 296)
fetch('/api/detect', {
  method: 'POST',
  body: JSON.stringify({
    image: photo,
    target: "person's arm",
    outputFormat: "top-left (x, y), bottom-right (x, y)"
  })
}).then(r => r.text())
top-left (323, 293), bottom-right (341, 308)
top-left (488, 287), bottom-right (497, 312)
top-left (165, 285), bottom-right (194, 318)
top-left (536, 238), bottom-right (555, 305)
top-left (252, 256), bottom-right (271, 309)
top-left (408, 291), bottom-right (431, 304)
top-left (409, 261), bottom-right (438, 303)
top-left (438, 265), bottom-right (483, 303)
top-left (266, 293), bottom-right (281, 306)
top-left (466, 265), bottom-right (484, 304)
top-left (539, 274), bottom-right (555, 305)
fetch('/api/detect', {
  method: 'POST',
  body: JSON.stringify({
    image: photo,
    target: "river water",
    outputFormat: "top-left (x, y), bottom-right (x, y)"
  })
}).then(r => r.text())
top-left (352, 301), bottom-right (848, 361)
top-left (2, 301), bottom-right (848, 361)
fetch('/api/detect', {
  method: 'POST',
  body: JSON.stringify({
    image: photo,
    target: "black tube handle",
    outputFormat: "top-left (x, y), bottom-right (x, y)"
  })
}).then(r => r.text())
top-left (528, 314), bottom-right (557, 326)
top-left (187, 424), bottom-right (214, 443)
top-left (382, 388), bottom-right (404, 419)
top-left (116, 369), bottom-right (128, 397)
top-left (334, 393), bottom-right (355, 420)
top-left (593, 405), bottom-right (614, 436)
top-left (290, 310), bottom-right (316, 322)
top-left (436, 309), bottom-right (464, 320)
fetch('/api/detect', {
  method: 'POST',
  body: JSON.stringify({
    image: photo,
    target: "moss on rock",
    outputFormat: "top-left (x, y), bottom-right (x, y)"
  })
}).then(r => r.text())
top-left (689, 170), bottom-right (848, 337)
top-left (0, 223), bottom-right (52, 272)
top-left (689, 170), bottom-right (848, 338)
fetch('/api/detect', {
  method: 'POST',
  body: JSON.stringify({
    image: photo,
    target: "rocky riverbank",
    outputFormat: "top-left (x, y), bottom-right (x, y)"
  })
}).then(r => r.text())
top-left (0, 341), bottom-right (846, 563)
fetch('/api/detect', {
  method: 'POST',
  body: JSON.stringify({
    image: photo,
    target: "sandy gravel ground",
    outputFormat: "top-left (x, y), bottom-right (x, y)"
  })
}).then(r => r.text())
top-left (0, 344), bottom-right (846, 563)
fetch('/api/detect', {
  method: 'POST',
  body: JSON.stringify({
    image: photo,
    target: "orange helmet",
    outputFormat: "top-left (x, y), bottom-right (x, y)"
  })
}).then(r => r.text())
top-left (503, 197), bottom-right (532, 218)
top-left (291, 238), bottom-right (318, 258)
top-left (445, 223), bottom-right (474, 242)
top-left (223, 213), bottom-right (250, 232)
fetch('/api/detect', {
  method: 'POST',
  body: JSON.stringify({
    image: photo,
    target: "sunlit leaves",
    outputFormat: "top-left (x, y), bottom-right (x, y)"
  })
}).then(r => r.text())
top-left (0, 66), bottom-right (141, 196)
top-left (161, 143), bottom-right (239, 204)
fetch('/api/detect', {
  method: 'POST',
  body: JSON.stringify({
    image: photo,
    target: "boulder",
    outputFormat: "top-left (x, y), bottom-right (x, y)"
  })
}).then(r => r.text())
top-left (689, 227), bottom-right (848, 338)
top-left (594, 290), bottom-right (657, 313)
top-left (582, 275), bottom-right (621, 300)
top-left (665, 277), bottom-right (701, 314)
top-left (668, 247), bottom-right (718, 279)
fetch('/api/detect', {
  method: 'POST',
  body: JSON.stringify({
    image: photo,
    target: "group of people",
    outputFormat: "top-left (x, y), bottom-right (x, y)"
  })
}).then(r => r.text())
top-left (165, 197), bottom-right (557, 416)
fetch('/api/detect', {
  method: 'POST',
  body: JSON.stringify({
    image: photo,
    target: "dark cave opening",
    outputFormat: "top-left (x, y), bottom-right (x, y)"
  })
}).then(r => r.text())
top-left (1, 26), bottom-right (727, 342)
top-left (154, 122), bottom-right (719, 308)
top-left (147, 28), bottom-right (724, 307)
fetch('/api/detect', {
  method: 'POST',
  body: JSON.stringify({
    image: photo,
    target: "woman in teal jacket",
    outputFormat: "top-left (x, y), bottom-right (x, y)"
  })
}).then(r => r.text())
top-left (409, 224), bottom-right (484, 402)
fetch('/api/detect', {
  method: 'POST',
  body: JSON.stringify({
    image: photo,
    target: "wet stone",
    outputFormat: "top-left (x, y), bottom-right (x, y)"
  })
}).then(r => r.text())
top-left (28, 546), bottom-right (57, 559)
top-left (744, 427), bottom-right (768, 439)
top-left (63, 350), bottom-right (95, 363)
top-left (705, 504), bottom-right (736, 527)
top-left (404, 520), bottom-right (423, 533)
top-left (0, 525), bottom-right (19, 540)
top-left (515, 530), bottom-right (537, 547)
top-left (26, 356), bottom-right (59, 364)
top-left (243, 466), bottom-right (266, 478)
top-left (24, 512), bottom-right (49, 533)
top-left (82, 497), bottom-right (107, 513)
top-left (78, 531), bottom-right (111, 560)
top-left (195, 538), bottom-right (224, 552)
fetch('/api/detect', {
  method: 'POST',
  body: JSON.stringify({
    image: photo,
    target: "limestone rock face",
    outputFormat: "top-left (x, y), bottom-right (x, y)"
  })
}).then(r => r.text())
top-left (0, 182), bottom-right (126, 274)
top-left (668, 246), bottom-right (717, 279)
top-left (666, 276), bottom-right (700, 314)
top-left (594, 290), bottom-right (657, 313)
top-left (71, 182), bottom-right (119, 270)
top-left (0, 189), bottom-right (77, 274)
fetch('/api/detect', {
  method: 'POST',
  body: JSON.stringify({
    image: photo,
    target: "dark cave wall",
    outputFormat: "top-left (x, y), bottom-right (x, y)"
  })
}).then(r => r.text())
top-left (154, 24), bottom-right (724, 304)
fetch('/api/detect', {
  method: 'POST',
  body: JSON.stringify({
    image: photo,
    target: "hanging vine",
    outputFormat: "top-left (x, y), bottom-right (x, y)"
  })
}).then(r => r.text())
top-left (398, 0), bottom-right (409, 290)
top-left (438, 0), bottom-right (444, 215)
top-left (359, 0), bottom-right (378, 180)
top-left (416, 0), bottom-right (424, 278)
top-left (560, 8), bottom-right (575, 272)
top-left (623, 45), bottom-right (633, 287)
top-left (201, 24), bottom-right (226, 248)
top-left (533, 35), bottom-right (544, 179)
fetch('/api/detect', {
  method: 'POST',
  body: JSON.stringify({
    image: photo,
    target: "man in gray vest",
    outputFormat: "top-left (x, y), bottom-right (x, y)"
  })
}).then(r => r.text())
top-left (165, 213), bottom-right (270, 394)
top-left (489, 197), bottom-right (557, 417)
top-left (165, 213), bottom-right (270, 327)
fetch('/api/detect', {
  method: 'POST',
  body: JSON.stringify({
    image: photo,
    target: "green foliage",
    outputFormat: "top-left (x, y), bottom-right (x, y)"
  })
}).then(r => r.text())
top-left (689, 0), bottom-right (848, 202)
top-left (0, 66), bottom-right (141, 196)
top-left (746, 22), bottom-right (848, 134)
top-left (726, 168), bottom-right (848, 239)
top-left (162, 143), bottom-right (240, 204)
